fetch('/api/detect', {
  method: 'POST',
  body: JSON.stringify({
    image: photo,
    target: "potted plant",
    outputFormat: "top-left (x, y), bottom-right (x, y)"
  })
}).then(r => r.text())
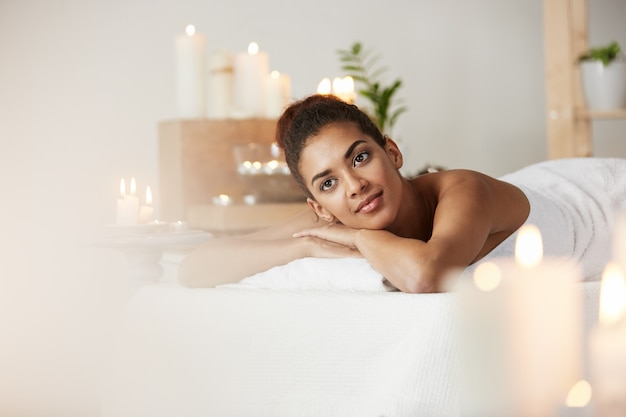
top-left (578, 41), bottom-right (626, 110)
top-left (337, 42), bottom-right (407, 135)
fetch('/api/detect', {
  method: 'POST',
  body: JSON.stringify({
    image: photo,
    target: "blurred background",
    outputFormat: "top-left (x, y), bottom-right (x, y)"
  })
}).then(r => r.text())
top-left (0, 0), bottom-right (624, 415)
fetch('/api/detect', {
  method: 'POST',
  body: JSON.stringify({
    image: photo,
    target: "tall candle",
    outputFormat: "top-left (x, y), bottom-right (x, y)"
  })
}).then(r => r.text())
top-left (265, 70), bottom-right (291, 118)
top-left (175, 24), bottom-right (206, 118)
top-left (138, 185), bottom-right (154, 224)
top-left (457, 224), bottom-right (583, 417)
top-left (589, 262), bottom-right (626, 417)
top-left (232, 42), bottom-right (269, 118)
top-left (207, 49), bottom-right (233, 119)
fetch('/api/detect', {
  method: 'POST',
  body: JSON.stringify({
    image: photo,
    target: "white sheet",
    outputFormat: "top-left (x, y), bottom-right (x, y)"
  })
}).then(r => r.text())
top-left (103, 281), bottom-right (601, 417)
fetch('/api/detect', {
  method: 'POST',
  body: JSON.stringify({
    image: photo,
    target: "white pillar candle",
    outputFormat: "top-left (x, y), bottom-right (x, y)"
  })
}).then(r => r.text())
top-left (138, 185), bottom-right (154, 224)
top-left (589, 262), bottom-right (626, 417)
top-left (265, 70), bottom-right (291, 118)
top-left (175, 24), bottom-right (206, 118)
top-left (116, 178), bottom-right (129, 225)
top-left (457, 224), bottom-right (583, 417)
top-left (126, 177), bottom-right (139, 224)
top-left (232, 42), bottom-right (269, 118)
top-left (116, 178), bottom-right (138, 225)
top-left (207, 49), bottom-right (233, 119)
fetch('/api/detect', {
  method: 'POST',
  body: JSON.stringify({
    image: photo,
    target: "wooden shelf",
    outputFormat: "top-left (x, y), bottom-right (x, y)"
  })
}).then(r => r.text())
top-left (544, 0), bottom-right (625, 158)
top-left (585, 109), bottom-right (626, 119)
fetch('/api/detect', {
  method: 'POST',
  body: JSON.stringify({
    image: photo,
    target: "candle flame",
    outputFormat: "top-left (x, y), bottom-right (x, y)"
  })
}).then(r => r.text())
top-left (145, 186), bottom-right (152, 206)
top-left (332, 77), bottom-right (343, 94)
top-left (473, 262), bottom-right (501, 292)
top-left (185, 24), bottom-right (196, 36)
top-left (252, 161), bottom-right (262, 170)
top-left (270, 70), bottom-right (280, 79)
top-left (565, 380), bottom-right (592, 408)
top-left (248, 42), bottom-right (259, 55)
top-left (130, 177), bottom-right (137, 196)
top-left (270, 142), bottom-right (280, 158)
top-left (219, 194), bottom-right (230, 203)
top-left (515, 224), bottom-right (543, 268)
top-left (119, 178), bottom-right (126, 197)
top-left (342, 76), bottom-right (355, 93)
top-left (599, 262), bottom-right (626, 326)
top-left (317, 78), bottom-right (331, 94)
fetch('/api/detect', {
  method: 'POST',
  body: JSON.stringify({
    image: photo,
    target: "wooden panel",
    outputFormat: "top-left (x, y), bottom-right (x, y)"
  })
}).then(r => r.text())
top-left (158, 118), bottom-right (278, 222)
top-left (187, 203), bottom-right (307, 234)
top-left (543, 0), bottom-right (592, 158)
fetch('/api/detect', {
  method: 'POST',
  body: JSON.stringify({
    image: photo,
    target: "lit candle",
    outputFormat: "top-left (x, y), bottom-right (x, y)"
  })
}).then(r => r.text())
top-left (175, 24), bottom-right (206, 118)
top-left (116, 178), bottom-right (129, 225)
top-left (589, 262), bottom-right (626, 417)
top-left (212, 194), bottom-right (232, 206)
top-left (207, 49), bottom-right (233, 119)
top-left (317, 77), bottom-right (332, 95)
top-left (232, 42), bottom-right (269, 118)
top-left (138, 186), bottom-right (154, 224)
top-left (127, 177), bottom-right (139, 224)
top-left (457, 224), bottom-right (583, 417)
top-left (265, 70), bottom-right (291, 118)
top-left (330, 76), bottom-right (355, 103)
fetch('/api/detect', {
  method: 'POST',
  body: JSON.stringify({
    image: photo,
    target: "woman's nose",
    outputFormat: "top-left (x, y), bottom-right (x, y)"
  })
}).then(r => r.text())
top-left (344, 172), bottom-right (367, 196)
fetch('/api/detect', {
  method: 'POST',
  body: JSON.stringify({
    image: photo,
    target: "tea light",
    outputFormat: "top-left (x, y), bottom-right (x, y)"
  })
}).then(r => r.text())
top-left (589, 262), bottom-right (626, 417)
top-left (212, 194), bottom-right (233, 206)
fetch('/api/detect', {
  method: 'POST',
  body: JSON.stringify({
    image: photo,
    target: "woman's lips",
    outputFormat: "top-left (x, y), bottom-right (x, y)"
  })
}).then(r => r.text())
top-left (356, 191), bottom-right (383, 214)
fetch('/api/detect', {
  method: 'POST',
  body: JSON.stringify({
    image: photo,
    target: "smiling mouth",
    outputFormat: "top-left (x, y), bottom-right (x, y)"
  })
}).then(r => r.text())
top-left (356, 191), bottom-right (383, 214)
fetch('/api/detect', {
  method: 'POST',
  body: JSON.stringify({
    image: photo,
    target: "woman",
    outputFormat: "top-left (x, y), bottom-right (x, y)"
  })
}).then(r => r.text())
top-left (178, 94), bottom-right (530, 292)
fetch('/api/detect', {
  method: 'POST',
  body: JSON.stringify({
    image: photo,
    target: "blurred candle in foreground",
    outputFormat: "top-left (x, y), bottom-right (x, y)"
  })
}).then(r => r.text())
top-left (457, 224), bottom-right (582, 417)
top-left (589, 262), bottom-right (626, 417)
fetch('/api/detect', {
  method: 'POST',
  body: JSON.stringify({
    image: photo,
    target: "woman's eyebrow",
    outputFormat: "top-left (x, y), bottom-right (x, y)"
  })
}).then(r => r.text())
top-left (310, 140), bottom-right (367, 187)
top-left (344, 140), bottom-right (366, 159)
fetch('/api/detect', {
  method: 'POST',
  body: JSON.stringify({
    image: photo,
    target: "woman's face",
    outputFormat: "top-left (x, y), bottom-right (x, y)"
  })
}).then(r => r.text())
top-left (298, 122), bottom-right (405, 230)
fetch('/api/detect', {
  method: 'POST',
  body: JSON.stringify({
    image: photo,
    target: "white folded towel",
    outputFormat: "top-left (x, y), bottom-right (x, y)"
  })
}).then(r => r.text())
top-left (218, 257), bottom-right (395, 292)
top-left (470, 157), bottom-right (626, 280)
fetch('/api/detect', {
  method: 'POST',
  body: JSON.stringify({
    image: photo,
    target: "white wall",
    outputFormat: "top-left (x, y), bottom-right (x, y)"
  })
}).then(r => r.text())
top-left (0, 0), bottom-right (624, 416)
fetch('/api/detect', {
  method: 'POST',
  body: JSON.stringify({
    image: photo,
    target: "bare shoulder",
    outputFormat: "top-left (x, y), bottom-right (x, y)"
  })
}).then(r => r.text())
top-left (410, 169), bottom-right (529, 231)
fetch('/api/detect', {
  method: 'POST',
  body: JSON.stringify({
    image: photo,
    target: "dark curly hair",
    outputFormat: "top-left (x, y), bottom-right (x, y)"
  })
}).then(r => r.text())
top-left (275, 94), bottom-right (386, 198)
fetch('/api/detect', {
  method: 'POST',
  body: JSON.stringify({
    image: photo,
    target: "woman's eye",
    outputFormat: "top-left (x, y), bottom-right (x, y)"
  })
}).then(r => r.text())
top-left (320, 178), bottom-right (336, 191)
top-left (353, 151), bottom-right (369, 166)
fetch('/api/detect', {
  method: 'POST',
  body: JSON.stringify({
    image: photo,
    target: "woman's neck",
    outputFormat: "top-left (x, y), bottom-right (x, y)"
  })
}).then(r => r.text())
top-left (387, 177), bottom-right (434, 241)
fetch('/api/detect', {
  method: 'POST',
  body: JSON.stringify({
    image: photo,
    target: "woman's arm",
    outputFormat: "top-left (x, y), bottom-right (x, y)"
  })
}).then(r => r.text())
top-left (294, 171), bottom-right (529, 293)
top-left (178, 209), bottom-right (360, 288)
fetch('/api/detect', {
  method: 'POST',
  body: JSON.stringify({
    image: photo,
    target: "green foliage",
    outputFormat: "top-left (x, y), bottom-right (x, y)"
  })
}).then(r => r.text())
top-left (578, 41), bottom-right (622, 66)
top-left (337, 42), bottom-right (407, 134)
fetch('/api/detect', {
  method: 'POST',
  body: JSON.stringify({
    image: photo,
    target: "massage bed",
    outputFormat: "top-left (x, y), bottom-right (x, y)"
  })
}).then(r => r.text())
top-left (102, 158), bottom-right (625, 417)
